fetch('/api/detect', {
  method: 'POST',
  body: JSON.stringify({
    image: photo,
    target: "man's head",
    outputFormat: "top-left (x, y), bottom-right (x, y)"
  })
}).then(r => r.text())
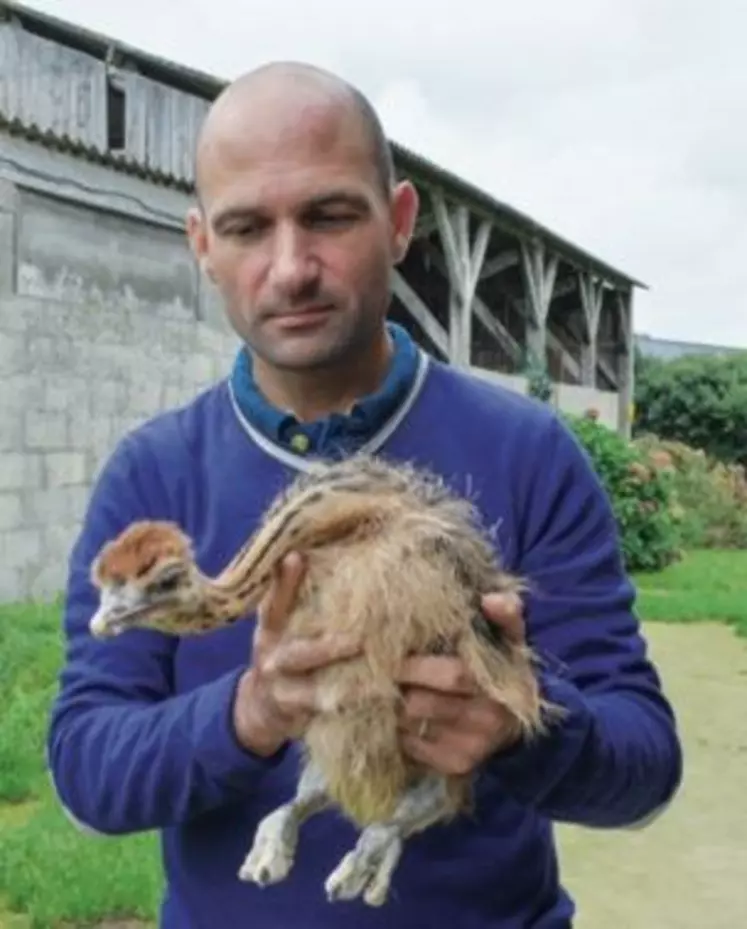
top-left (187, 62), bottom-right (419, 374)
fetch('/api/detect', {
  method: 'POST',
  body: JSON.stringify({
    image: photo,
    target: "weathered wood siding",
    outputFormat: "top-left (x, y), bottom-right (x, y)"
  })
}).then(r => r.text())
top-left (121, 72), bottom-right (209, 181)
top-left (0, 21), bottom-right (210, 183)
top-left (0, 22), bottom-right (107, 149)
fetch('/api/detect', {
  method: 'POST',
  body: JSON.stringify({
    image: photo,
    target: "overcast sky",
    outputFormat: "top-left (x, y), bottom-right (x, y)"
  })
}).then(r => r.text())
top-left (26, 0), bottom-right (747, 347)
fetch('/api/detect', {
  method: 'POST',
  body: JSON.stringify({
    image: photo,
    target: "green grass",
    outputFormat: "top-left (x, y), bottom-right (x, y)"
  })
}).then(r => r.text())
top-left (0, 600), bottom-right (161, 929)
top-left (0, 793), bottom-right (162, 929)
top-left (0, 602), bottom-right (63, 804)
top-left (632, 548), bottom-right (747, 637)
top-left (0, 548), bottom-right (745, 926)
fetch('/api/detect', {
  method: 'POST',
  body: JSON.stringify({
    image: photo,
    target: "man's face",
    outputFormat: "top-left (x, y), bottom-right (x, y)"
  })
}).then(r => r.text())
top-left (188, 99), bottom-right (418, 372)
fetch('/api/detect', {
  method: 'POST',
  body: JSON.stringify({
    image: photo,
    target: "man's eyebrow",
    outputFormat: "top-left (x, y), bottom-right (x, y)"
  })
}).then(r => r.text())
top-left (211, 206), bottom-right (261, 232)
top-left (211, 191), bottom-right (373, 231)
top-left (303, 191), bottom-right (372, 212)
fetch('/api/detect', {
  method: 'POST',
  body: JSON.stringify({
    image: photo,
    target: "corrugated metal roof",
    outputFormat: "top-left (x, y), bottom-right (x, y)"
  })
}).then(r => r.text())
top-left (0, 0), bottom-right (645, 289)
top-left (0, 111), bottom-right (193, 190)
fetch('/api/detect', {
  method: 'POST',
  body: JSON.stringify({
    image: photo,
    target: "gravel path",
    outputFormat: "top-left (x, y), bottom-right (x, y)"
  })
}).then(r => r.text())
top-left (557, 622), bottom-right (747, 928)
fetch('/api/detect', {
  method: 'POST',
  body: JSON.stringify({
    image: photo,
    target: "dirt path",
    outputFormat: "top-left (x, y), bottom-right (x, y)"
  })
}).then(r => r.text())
top-left (556, 622), bottom-right (747, 929)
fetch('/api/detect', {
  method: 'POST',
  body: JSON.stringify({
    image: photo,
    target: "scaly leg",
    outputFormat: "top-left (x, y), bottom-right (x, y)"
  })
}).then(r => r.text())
top-left (239, 761), bottom-right (330, 887)
top-left (324, 774), bottom-right (453, 907)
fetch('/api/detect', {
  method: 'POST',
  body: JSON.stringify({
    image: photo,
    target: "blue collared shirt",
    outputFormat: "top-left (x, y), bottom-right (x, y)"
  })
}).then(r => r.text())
top-left (229, 322), bottom-right (421, 460)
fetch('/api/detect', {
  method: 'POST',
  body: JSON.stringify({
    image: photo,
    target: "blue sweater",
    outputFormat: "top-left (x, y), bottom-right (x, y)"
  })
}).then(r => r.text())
top-left (47, 327), bottom-right (682, 929)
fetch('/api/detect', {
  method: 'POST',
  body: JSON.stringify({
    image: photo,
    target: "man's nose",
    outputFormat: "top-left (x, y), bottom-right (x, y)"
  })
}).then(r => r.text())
top-left (268, 226), bottom-right (318, 294)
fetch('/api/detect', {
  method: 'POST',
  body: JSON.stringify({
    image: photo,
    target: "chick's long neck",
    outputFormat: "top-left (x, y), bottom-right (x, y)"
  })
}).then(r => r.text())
top-left (195, 564), bottom-right (270, 627)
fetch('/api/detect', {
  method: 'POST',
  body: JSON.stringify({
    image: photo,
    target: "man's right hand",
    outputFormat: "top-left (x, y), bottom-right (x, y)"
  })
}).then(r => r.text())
top-left (232, 551), bottom-right (361, 757)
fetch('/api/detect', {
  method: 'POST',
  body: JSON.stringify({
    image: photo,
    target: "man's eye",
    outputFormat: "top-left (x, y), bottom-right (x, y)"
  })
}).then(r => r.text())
top-left (229, 225), bottom-right (261, 237)
top-left (311, 212), bottom-right (357, 226)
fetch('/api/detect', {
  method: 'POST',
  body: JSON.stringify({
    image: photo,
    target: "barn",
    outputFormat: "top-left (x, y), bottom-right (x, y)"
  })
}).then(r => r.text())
top-left (0, 0), bottom-right (643, 601)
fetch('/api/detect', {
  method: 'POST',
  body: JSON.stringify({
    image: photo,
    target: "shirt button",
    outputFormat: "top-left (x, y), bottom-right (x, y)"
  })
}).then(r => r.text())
top-left (289, 433), bottom-right (311, 454)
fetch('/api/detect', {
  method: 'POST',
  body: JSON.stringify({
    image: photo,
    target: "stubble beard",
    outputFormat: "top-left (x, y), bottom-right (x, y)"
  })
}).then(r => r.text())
top-left (233, 293), bottom-right (387, 375)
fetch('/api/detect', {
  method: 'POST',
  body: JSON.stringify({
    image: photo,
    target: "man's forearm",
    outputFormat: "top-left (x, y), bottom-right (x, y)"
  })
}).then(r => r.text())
top-left (485, 672), bottom-right (683, 828)
top-left (47, 666), bottom-right (288, 836)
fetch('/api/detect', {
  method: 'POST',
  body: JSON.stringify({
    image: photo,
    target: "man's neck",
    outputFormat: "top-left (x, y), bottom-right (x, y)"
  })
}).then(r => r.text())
top-left (251, 327), bottom-right (393, 423)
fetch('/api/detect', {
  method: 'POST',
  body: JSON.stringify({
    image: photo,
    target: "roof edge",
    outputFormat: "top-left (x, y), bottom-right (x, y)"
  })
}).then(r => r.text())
top-left (3, 0), bottom-right (647, 290)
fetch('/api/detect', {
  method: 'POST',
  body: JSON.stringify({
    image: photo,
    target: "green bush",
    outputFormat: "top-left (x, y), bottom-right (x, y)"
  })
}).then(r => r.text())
top-left (565, 414), bottom-right (682, 572)
top-left (634, 433), bottom-right (747, 549)
top-left (633, 351), bottom-right (747, 467)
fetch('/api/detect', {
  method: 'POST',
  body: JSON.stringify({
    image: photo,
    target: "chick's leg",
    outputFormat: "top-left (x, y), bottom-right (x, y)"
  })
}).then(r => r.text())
top-left (239, 761), bottom-right (330, 887)
top-left (325, 774), bottom-right (452, 907)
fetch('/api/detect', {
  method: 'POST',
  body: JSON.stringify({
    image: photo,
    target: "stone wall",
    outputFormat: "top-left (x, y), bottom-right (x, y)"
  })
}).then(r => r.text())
top-left (0, 292), bottom-right (237, 602)
top-left (0, 131), bottom-right (240, 603)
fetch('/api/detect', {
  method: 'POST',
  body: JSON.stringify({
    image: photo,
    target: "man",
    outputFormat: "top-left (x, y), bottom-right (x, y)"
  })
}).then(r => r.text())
top-left (47, 62), bottom-right (682, 928)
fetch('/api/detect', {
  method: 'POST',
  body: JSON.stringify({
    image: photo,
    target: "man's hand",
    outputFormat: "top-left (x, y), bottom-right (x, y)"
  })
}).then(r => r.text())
top-left (233, 552), bottom-right (361, 757)
top-left (397, 591), bottom-right (527, 775)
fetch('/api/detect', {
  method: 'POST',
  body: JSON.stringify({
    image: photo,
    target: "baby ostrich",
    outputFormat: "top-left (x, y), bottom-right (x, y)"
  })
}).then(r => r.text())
top-left (88, 455), bottom-right (549, 907)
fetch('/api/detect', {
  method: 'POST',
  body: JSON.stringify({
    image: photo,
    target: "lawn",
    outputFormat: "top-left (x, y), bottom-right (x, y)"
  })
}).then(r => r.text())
top-left (633, 548), bottom-right (747, 637)
top-left (0, 602), bottom-right (162, 929)
top-left (0, 549), bottom-right (745, 928)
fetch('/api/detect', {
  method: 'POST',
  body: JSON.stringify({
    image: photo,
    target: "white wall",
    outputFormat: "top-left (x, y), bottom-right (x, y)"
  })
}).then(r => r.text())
top-left (470, 366), bottom-right (621, 431)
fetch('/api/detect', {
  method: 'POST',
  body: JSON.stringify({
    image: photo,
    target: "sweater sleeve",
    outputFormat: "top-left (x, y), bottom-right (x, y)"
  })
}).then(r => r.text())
top-left (484, 414), bottom-right (683, 828)
top-left (46, 434), bottom-right (288, 837)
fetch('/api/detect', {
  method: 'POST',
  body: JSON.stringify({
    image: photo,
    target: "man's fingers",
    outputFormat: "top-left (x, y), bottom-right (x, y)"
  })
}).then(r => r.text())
top-left (397, 656), bottom-right (477, 695)
top-left (264, 634), bottom-right (361, 676)
top-left (258, 552), bottom-right (307, 634)
top-left (400, 688), bottom-right (468, 727)
top-left (480, 591), bottom-right (525, 643)
top-left (271, 678), bottom-right (318, 718)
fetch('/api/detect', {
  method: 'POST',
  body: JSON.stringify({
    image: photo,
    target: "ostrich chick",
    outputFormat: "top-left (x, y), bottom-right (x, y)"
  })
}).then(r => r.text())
top-left (87, 455), bottom-right (551, 907)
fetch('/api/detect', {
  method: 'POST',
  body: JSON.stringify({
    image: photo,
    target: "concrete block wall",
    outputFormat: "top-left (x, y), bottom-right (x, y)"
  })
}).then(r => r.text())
top-left (0, 139), bottom-right (240, 603)
top-left (0, 293), bottom-right (237, 602)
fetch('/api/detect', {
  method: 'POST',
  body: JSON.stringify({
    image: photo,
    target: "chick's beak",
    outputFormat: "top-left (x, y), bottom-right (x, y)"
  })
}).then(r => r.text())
top-left (89, 586), bottom-right (151, 639)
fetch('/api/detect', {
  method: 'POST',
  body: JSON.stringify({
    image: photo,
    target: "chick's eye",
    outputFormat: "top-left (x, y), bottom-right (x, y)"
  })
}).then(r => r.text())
top-left (149, 571), bottom-right (183, 595)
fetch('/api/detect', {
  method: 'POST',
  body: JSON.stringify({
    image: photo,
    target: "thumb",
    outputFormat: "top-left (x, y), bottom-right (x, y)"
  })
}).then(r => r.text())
top-left (480, 590), bottom-right (525, 644)
top-left (258, 551), bottom-right (307, 637)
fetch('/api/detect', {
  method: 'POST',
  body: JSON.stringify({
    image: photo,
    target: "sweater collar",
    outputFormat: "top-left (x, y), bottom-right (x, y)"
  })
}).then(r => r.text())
top-left (228, 322), bottom-right (422, 460)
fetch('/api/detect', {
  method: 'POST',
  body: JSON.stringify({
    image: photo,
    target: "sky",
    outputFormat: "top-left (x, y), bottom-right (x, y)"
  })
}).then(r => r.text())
top-left (23, 0), bottom-right (747, 347)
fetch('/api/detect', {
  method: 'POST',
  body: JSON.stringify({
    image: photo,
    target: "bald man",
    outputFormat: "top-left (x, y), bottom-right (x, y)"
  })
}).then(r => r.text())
top-left (47, 62), bottom-right (682, 929)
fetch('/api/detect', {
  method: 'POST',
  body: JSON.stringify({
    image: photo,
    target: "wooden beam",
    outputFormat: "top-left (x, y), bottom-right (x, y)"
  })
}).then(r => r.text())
top-left (480, 250), bottom-right (519, 280)
top-left (391, 269), bottom-right (449, 357)
top-left (418, 238), bottom-right (582, 381)
top-left (417, 239), bottom-right (522, 366)
top-left (420, 236), bottom-right (600, 386)
top-left (578, 272), bottom-right (605, 387)
top-left (615, 289), bottom-right (635, 438)
top-left (431, 190), bottom-right (492, 367)
top-left (520, 239), bottom-right (559, 364)
top-left (472, 295), bottom-right (522, 364)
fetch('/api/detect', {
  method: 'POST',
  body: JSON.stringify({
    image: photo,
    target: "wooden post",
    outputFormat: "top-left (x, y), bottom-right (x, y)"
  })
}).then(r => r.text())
top-left (578, 272), bottom-right (604, 387)
top-left (616, 289), bottom-right (635, 438)
top-left (432, 191), bottom-right (491, 367)
top-left (520, 239), bottom-right (558, 365)
top-left (391, 269), bottom-right (449, 357)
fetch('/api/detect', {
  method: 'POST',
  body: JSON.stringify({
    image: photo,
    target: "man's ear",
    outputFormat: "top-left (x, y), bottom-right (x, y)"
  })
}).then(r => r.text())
top-left (186, 206), bottom-right (215, 280)
top-left (390, 180), bottom-right (420, 265)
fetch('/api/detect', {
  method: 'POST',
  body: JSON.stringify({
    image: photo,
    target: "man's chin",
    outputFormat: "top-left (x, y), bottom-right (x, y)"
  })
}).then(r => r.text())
top-left (256, 324), bottom-right (356, 371)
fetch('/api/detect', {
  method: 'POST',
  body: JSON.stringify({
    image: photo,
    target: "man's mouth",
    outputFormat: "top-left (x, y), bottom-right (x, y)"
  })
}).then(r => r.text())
top-left (271, 304), bottom-right (335, 330)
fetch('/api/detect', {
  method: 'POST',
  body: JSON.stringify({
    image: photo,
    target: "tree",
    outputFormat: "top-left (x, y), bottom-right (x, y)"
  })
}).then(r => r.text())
top-left (634, 350), bottom-right (747, 467)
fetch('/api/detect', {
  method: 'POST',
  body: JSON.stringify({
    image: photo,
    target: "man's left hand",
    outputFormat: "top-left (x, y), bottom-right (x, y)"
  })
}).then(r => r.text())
top-left (397, 591), bottom-right (527, 776)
